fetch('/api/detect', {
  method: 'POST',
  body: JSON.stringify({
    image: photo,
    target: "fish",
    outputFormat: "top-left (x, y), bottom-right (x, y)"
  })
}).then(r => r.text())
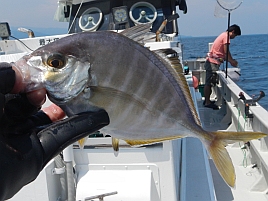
top-left (14, 24), bottom-right (266, 188)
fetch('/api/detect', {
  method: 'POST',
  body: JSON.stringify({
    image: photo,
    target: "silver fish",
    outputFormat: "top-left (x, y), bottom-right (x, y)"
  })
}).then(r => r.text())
top-left (14, 25), bottom-right (266, 187)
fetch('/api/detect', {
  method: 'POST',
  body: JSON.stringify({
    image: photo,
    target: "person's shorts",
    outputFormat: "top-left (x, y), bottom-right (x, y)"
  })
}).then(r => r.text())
top-left (205, 60), bottom-right (220, 86)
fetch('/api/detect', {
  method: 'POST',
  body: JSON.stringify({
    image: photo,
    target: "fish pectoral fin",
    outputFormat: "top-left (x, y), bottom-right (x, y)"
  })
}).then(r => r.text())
top-left (112, 137), bottom-right (120, 152)
top-left (125, 136), bottom-right (184, 147)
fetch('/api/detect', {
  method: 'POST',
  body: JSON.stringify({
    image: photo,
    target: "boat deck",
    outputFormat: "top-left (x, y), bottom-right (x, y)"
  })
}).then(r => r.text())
top-left (198, 100), bottom-right (228, 131)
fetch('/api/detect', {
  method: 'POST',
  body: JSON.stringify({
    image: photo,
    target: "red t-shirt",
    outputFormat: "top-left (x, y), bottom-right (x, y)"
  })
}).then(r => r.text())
top-left (207, 32), bottom-right (230, 65)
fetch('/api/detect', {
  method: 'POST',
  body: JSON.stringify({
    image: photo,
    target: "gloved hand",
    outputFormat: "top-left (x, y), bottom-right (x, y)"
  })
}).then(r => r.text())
top-left (0, 110), bottom-right (109, 201)
top-left (0, 63), bottom-right (110, 200)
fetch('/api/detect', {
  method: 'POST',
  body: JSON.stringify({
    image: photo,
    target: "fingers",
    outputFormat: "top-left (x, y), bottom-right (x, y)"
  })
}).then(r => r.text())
top-left (42, 104), bottom-right (66, 122)
top-left (7, 63), bottom-right (63, 120)
top-left (234, 60), bottom-right (238, 65)
top-left (11, 65), bottom-right (47, 107)
top-left (230, 59), bottom-right (238, 67)
top-left (233, 60), bottom-right (238, 67)
top-left (26, 89), bottom-right (47, 107)
top-left (10, 66), bottom-right (25, 94)
top-left (12, 59), bottom-right (45, 93)
top-left (38, 109), bottom-right (110, 166)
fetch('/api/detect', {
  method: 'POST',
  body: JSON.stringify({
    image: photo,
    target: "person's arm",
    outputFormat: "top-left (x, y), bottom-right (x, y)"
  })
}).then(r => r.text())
top-left (224, 44), bottom-right (238, 67)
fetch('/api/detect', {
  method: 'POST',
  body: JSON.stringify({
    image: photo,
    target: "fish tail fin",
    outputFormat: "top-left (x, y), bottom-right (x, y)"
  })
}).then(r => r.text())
top-left (207, 137), bottom-right (235, 188)
top-left (207, 131), bottom-right (266, 187)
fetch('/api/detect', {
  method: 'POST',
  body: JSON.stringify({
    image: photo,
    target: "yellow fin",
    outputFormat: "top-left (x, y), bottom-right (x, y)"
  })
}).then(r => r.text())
top-left (212, 131), bottom-right (267, 142)
top-left (153, 49), bottom-right (201, 126)
top-left (208, 131), bottom-right (267, 187)
top-left (207, 139), bottom-right (236, 187)
top-left (78, 137), bottom-right (87, 149)
top-left (125, 136), bottom-right (184, 146)
top-left (112, 137), bottom-right (120, 152)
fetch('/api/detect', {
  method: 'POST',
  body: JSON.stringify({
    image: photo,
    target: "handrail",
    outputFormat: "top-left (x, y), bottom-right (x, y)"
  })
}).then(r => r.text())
top-left (84, 191), bottom-right (118, 201)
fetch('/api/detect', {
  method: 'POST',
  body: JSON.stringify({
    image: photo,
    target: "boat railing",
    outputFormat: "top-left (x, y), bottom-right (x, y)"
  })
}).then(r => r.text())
top-left (217, 71), bottom-right (268, 134)
top-left (0, 34), bottom-right (69, 56)
top-left (216, 71), bottom-right (268, 191)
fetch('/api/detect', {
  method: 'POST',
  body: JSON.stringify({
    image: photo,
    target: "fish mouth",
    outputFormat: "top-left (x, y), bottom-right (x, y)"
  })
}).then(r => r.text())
top-left (13, 56), bottom-right (46, 93)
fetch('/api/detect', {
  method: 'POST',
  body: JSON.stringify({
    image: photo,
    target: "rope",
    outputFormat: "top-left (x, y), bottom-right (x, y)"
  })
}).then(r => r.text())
top-left (236, 106), bottom-right (248, 168)
top-left (67, 0), bottom-right (85, 34)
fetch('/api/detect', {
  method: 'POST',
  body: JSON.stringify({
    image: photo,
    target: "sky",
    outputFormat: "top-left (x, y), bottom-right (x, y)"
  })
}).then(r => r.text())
top-left (0, 0), bottom-right (267, 37)
top-left (178, 0), bottom-right (268, 36)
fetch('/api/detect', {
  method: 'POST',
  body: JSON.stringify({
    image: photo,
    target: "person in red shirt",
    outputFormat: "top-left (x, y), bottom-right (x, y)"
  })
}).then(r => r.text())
top-left (204, 24), bottom-right (241, 109)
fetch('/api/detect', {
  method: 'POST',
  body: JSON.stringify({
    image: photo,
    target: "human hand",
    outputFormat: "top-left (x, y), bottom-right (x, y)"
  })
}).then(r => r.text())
top-left (10, 62), bottom-right (47, 107)
top-left (0, 109), bottom-right (109, 201)
top-left (0, 62), bottom-right (110, 200)
top-left (230, 59), bottom-right (238, 67)
top-left (0, 62), bottom-right (62, 122)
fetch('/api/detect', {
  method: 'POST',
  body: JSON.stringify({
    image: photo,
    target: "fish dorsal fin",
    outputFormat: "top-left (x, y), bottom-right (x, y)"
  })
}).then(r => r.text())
top-left (153, 49), bottom-right (184, 74)
top-left (120, 24), bottom-right (155, 44)
top-left (125, 136), bottom-right (184, 146)
top-left (153, 49), bottom-right (201, 126)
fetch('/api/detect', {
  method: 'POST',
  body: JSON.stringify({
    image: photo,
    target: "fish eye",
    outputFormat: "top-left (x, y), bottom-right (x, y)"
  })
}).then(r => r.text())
top-left (46, 53), bottom-right (66, 69)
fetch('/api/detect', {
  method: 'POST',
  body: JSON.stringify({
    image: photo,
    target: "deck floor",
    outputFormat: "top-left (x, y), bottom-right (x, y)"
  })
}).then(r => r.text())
top-left (197, 100), bottom-right (228, 131)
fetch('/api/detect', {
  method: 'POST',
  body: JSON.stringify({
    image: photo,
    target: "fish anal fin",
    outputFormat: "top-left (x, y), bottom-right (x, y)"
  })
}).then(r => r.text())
top-left (125, 136), bottom-right (184, 146)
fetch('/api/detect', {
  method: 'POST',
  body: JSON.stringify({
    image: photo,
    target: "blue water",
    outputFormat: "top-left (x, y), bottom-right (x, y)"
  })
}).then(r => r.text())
top-left (181, 34), bottom-right (268, 110)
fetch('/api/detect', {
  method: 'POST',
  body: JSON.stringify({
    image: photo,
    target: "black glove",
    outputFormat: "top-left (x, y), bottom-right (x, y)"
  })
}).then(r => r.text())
top-left (0, 110), bottom-right (109, 201)
top-left (0, 63), bottom-right (110, 200)
top-left (0, 62), bottom-right (16, 119)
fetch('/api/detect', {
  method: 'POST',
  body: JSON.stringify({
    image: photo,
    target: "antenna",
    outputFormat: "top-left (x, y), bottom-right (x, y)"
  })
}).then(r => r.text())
top-left (214, 0), bottom-right (243, 78)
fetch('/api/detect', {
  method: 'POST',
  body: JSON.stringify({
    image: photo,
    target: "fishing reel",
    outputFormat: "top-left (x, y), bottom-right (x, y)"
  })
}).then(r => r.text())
top-left (238, 91), bottom-right (265, 118)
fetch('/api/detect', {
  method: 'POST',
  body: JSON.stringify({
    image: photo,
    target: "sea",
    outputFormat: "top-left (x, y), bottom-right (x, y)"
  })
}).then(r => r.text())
top-left (181, 34), bottom-right (268, 111)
